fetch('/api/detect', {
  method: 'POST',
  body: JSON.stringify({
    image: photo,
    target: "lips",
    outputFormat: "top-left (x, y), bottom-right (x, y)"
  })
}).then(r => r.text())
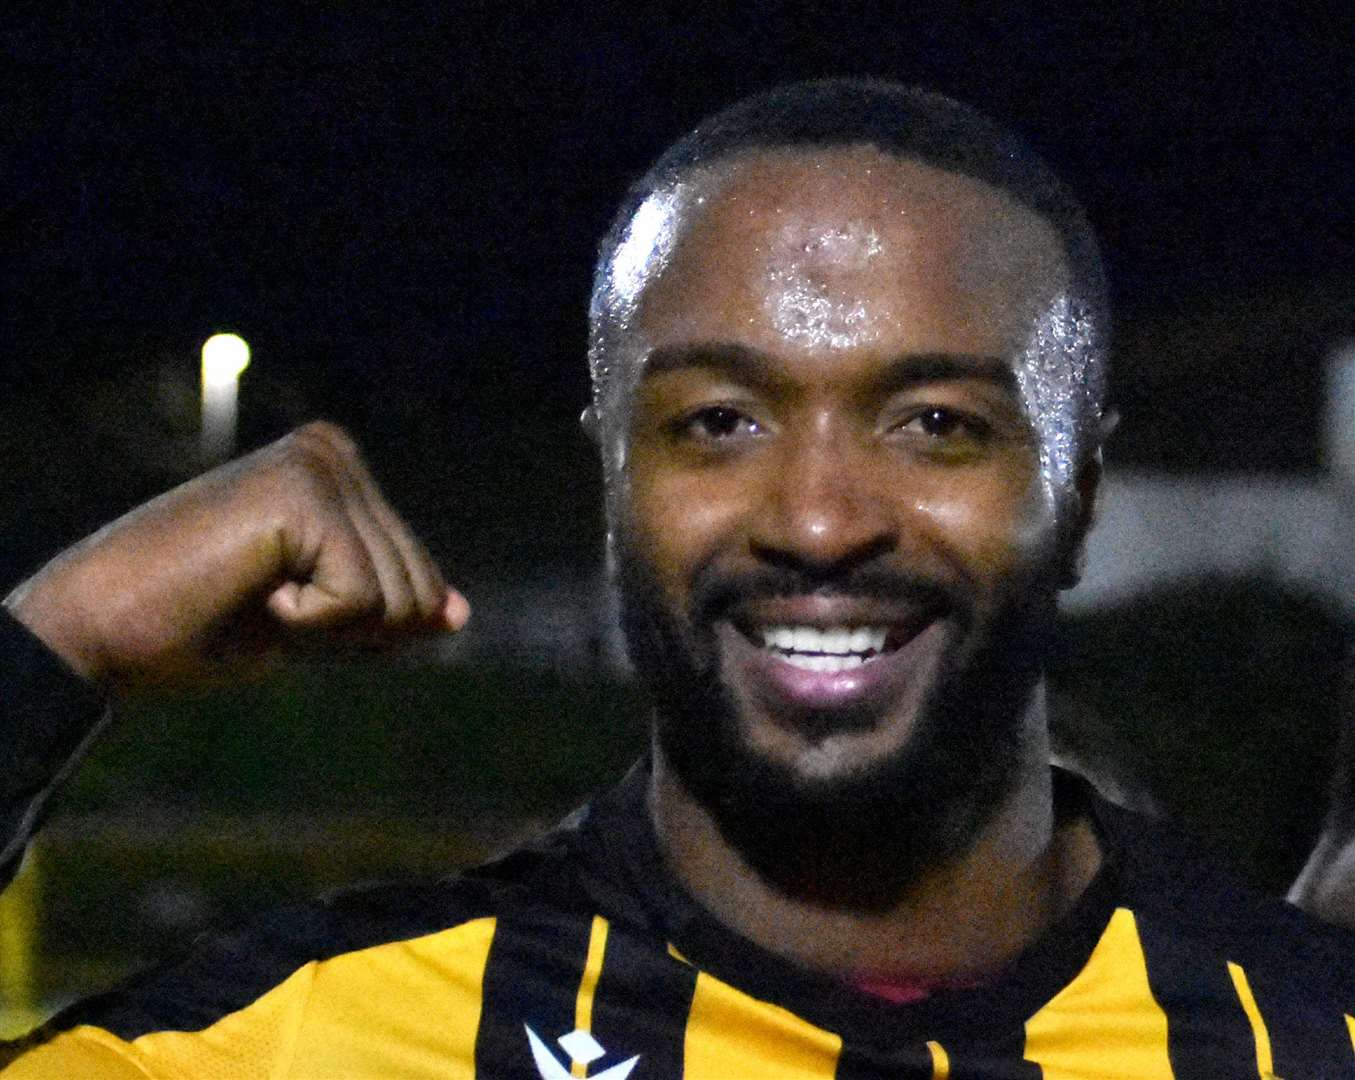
top-left (720, 597), bottom-right (951, 722)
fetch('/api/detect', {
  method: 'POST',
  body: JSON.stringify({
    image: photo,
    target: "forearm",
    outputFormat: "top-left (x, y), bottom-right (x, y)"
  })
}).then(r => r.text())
top-left (0, 607), bottom-right (107, 890)
top-left (0, 424), bottom-right (465, 891)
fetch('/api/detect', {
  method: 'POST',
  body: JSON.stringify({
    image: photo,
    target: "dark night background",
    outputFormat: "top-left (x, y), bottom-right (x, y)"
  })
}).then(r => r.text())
top-left (2, 4), bottom-right (1355, 1013)
top-left (4, 5), bottom-right (1354, 580)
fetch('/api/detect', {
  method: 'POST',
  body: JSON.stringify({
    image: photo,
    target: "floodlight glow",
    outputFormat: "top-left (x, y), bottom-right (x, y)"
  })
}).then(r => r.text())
top-left (201, 333), bottom-right (251, 389)
top-left (200, 333), bottom-right (251, 464)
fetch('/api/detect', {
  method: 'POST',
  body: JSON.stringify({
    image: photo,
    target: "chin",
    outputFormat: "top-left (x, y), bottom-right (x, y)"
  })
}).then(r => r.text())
top-left (615, 540), bottom-right (1056, 911)
top-left (781, 736), bottom-right (877, 782)
top-left (718, 614), bottom-right (961, 790)
top-left (732, 699), bottom-right (932, 790)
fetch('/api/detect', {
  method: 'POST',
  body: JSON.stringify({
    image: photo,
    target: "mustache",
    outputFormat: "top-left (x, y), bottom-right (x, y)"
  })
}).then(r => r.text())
top-left (688, 562), bottom-right (973, 628)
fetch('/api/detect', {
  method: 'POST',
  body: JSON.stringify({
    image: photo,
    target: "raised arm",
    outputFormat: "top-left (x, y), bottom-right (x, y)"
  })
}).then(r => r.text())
top-left (0, 422), bottom-right (468, 886)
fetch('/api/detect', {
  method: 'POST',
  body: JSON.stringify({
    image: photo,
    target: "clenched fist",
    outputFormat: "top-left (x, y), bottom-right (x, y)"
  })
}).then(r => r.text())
top-left (4, 422), bottom-right (469, 690)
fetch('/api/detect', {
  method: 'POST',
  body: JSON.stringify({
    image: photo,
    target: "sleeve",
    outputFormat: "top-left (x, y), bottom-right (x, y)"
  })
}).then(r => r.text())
top-left (1, 1029), bottom-right (158, 1078)
top-left (0, 969), bottom-right (311, 1079)
top-left (0, 607), bottom-right (109, 890)
top-left (0, 906), bottom-right (322, 1078)
top-left (0, 977), bottom-right (310, 1080)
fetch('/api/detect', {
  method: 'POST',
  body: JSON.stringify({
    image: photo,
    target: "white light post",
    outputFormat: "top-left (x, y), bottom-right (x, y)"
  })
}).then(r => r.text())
top-left (200, 333), bottom-right (251, 465)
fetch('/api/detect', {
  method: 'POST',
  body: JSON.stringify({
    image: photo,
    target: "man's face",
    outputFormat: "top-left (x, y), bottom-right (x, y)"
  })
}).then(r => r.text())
top-left (609, 147), bottom-right (1080, 905)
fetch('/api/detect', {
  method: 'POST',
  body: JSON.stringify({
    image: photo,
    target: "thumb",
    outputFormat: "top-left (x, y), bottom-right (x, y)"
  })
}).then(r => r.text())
top-left (265, 578), bottom-right (380, 629)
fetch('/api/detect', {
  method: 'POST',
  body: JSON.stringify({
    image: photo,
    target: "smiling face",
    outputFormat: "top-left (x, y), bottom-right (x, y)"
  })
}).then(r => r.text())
top-left (606, 147), bottom-right (1088, 906)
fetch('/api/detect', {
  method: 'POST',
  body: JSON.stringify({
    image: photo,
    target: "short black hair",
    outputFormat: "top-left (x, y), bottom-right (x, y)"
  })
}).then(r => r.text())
top-left (588, 78), bottom-right (1109, 421)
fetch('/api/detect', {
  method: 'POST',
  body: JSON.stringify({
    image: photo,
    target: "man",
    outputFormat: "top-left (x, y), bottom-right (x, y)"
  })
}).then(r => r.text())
top-left (3, 79), bottom-right (1355, 1077)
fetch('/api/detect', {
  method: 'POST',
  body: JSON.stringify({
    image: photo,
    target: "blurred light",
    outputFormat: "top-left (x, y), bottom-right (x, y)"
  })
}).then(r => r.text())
top-left (201, 333), bottom-right (250, 465)
top-left (201, 333), bottom-right (251, 389)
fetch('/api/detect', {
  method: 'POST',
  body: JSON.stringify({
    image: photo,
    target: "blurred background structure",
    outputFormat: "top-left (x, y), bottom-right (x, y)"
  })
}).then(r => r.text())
top-left (2, 4), bottom-right (1354, 1032)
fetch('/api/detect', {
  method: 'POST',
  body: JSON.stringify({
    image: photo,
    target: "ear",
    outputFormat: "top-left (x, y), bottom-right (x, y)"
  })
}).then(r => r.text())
top-left (1058, 440), bottom-right (1106, 590)
top-left (579, 404), bottom-right (602, 448)
top-left (1059, 408), bottom-right (1117, 587)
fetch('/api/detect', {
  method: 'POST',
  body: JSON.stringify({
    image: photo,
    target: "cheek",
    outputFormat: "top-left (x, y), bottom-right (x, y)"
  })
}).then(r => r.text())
top-left (908, 467), bottom-right (1052, 574)
top-left (623, 460), bottom-right (750, 590)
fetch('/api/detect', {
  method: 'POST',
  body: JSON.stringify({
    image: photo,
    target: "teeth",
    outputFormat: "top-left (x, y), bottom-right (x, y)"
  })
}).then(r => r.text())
top-left (759, 624), bottom-right (891, 663)
top-left (819, 628), bottom-right (851, 654)
top-left (851, 626), bottom-right (886, 653)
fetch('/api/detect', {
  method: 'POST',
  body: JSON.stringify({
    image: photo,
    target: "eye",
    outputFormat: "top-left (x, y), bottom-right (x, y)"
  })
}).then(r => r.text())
top-left (892, 407), bottom-right (995, 452)
top-left (675, 405), bottom-right (763, 443)
top-left (906, 408), bottom-right (978, 438)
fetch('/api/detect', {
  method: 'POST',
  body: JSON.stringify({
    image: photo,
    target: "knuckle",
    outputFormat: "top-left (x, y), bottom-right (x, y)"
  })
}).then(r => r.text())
top-left (264, 427), bottom-right (364, 495)
top-left (277, 422), bottom-right (363, 476)
top-left (300, 421), bottom-right (362, 462)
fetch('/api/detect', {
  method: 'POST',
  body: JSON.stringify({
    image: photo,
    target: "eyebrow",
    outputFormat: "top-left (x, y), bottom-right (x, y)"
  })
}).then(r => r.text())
top-left (869, 351), bottom-right (1018, 398)
top-left (641, 341), bottom-right (1018, 396)
top-left (642, 342), bottom-right (781, 388)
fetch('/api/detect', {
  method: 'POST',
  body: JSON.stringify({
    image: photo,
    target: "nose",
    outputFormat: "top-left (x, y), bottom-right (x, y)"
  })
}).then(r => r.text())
top-left (748, 429), bottom-right (896, 575)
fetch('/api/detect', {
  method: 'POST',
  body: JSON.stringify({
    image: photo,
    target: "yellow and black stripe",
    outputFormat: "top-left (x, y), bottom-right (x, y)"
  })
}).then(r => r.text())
top-left (5, 766), bottom-right (1355, 1077)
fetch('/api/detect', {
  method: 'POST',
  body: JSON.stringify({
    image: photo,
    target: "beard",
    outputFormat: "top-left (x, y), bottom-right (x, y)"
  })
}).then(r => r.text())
top-left (615, 535), bottom-right (1057, 914)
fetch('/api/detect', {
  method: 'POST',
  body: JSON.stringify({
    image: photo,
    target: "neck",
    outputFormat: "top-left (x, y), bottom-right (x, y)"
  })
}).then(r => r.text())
top-left (650, 689), bottom-right (1102, 983)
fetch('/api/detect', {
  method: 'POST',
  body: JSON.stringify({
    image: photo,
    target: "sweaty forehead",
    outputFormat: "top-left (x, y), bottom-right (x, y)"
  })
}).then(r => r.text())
top-left (633, 146), bottom-right (1070, 357)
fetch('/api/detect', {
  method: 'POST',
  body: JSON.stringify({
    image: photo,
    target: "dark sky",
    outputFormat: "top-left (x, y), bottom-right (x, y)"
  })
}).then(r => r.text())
top-left (3, 5), bottom-right (1353, 574)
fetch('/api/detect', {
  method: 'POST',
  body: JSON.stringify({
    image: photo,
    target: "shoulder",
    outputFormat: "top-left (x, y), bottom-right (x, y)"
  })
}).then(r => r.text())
top-left (17, 824), bottom-right (593, 1056)
top-left (1095, 792), bottom-right (1355, 1006)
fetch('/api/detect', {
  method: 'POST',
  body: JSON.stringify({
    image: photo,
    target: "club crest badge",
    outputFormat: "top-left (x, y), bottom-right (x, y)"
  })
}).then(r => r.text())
top-left (525, 1024), bottom-right (640, 1080)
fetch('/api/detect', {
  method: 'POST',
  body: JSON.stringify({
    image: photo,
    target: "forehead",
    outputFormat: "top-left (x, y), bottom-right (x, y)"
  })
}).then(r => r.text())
top-left (631, 146), bottom-right (1070, 362)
